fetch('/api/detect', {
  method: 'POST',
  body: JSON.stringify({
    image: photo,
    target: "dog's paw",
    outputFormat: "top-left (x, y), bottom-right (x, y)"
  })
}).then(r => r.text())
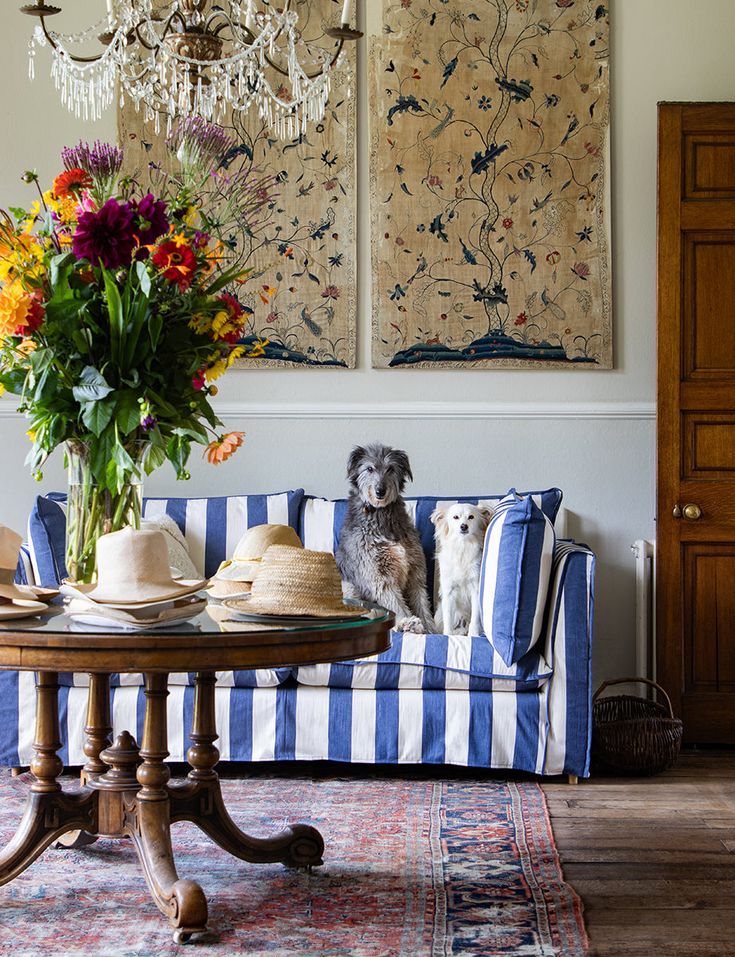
top-left (397, 615), bottom-right (425, 634)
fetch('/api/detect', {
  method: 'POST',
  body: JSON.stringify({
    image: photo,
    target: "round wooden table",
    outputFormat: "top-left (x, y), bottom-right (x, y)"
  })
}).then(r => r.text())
top-left (0, 603), bottom-right (393, 943)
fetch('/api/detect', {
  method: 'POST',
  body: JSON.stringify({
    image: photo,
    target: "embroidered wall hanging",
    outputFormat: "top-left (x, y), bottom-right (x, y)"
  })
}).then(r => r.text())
top-left (119, 1), bottom-right (356, 368)
top-left (370, 0), bottom-right (611, 369)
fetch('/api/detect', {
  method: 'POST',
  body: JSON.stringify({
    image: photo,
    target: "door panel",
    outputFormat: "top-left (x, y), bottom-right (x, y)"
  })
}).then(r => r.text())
top-left (657, 103), bottom-right (735, 743)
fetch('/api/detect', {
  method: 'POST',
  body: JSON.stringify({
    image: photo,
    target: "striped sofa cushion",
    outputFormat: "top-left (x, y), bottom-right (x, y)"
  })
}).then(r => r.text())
top-left (27, 488), bottom-right (305, 585)
top-left (479, 491), bottom-right (555, 666)
top-left (295, 630), bottom-right (552, 692)
top-left (299, 488), bottom-right (563, 599)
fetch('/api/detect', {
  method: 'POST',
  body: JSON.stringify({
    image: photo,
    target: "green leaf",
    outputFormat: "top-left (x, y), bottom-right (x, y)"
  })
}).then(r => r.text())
top-left (72, 366), bottom-right (114, 403)
top-left (81, 397), bottom-right (115, 437)
top-left (141, 443), bottom-right (166, 476)
top-left (101, 266), bottom-right (124, 366)
top-left (115, 391), bottom-right (142, 435)
top-left (148, 311), bottom-right (163, 350)
top-left (49, 252), bottom-right (76, 290)
top-left (136, 260), bottom-right (152, 298)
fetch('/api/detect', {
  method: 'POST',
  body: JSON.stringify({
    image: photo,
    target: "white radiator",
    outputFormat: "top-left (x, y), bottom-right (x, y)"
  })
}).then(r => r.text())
top-left (631, 539), bottom-right (656, 683)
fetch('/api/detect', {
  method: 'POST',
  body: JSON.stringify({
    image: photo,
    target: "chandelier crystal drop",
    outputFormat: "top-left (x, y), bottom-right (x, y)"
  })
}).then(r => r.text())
top-left (22, 0), bottom-right (361, 138)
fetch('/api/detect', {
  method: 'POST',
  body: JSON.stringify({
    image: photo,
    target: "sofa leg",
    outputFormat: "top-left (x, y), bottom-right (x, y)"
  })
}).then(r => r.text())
top-left (567, 774), bottom-right (579, 785)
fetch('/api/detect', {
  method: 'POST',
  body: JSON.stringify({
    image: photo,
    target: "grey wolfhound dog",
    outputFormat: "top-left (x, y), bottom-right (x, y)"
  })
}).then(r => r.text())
top-left (335, 443), bottom-right (434, 634)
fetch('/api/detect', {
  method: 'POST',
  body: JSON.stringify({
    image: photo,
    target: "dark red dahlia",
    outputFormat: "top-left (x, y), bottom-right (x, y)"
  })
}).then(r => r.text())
top-left (72, 198), bottom-right (137, 269)
top-left (133, 193), bottom-right (169, 246)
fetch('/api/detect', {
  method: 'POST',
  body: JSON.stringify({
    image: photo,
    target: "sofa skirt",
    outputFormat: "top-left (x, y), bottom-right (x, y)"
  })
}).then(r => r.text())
top-left (0, 676), bottom-right (580, 777)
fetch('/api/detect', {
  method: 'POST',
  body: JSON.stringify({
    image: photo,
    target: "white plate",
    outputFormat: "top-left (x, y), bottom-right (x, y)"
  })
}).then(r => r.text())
top-left (64, 596), bottom-right (207, 629)
top-left (0, 601), bottom-right (49, 622)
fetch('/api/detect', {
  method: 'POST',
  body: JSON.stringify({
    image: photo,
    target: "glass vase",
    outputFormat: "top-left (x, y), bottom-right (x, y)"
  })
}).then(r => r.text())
top-left (65, 441), bottom-right (144, 584)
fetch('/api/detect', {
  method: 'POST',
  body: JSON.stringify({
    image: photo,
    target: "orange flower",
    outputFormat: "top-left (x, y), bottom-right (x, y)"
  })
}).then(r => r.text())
top-left (52, 168), bottom-right (92, 199)
top-left (204, 431), bottom-right (245, 465)
top-left (152, 238), bottom-right (198, 289)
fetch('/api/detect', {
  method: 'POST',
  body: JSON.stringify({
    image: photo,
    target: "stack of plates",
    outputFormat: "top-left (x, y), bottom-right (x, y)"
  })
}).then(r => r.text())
top-left (60, 583), bottom-right (206, 631)
top-left (0, 586), bottom-right (58, 623)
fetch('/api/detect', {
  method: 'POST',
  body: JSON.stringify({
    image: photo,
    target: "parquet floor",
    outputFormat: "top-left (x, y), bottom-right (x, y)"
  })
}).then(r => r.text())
top-left (543, 751), bottom-right (735, 957)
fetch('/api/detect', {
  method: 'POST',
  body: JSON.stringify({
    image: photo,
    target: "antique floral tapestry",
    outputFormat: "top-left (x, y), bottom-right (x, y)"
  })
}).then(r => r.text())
top-left (119, 1), bottom-right (356, 368)
top-left (370, 0), bottom-right (611, 369)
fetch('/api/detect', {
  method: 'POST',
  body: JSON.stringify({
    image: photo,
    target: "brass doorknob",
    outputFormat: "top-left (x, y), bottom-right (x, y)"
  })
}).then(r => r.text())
top-left (682, 503), bottom-right (702, 521)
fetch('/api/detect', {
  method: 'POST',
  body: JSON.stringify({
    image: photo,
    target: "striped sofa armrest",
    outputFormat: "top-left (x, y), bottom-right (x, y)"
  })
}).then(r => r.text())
top-left (541, 541), bottom-right (596, 778)
top-left (15, 543), bottom-right (36, 586)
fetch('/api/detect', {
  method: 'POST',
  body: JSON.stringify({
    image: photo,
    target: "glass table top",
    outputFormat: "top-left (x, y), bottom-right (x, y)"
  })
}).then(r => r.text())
top-left (0, 597), bottom-right (392, 638)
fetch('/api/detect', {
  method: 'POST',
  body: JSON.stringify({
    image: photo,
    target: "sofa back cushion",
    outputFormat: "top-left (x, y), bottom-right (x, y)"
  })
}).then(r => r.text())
top-left (479, 491), bottom-right (556, 665)
top-left (300, 488), bottom-right (562, 599)
top-left (28, 488), bottom-right (305, 585)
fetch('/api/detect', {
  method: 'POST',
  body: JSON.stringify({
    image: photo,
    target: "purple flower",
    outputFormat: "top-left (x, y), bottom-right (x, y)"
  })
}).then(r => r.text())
top-left (133, 193), bottom-right (169, 246)
top-left (62, 140), bottom-right (123, 178)
top-left (62, 141), bottom-right (124, 201)
top-left (166, 117), bottom-right (235, 172)
top-left (141, 414), bottom-right (157, 432)
top-left (72, 198), bottom-right (137, 269)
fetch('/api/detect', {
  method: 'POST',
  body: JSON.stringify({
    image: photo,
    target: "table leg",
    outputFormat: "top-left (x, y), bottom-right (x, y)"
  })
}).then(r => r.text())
top-left (169, 671), bottom-right (324, 869)
top-left (0, 672), bottom-right (95, 884)
top-left (56, 673), bottom-right (113, 850)
top-left (126, 673), bottom-right (208, 943)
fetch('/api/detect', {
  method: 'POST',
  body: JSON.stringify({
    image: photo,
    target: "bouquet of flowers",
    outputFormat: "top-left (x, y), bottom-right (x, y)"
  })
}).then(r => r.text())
top-left (0, 132), bottom-right (274, 581)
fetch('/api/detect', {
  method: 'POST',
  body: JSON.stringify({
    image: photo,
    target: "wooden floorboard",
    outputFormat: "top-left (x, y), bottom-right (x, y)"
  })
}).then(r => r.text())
top-left (542, 751), bottom-right (735, 957)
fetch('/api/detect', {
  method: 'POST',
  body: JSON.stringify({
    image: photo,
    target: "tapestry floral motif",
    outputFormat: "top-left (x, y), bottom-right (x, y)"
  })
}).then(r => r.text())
top-left (120, 0), bottom-right (356, 368)
top-left (370, 0), bottom-right (611, 368)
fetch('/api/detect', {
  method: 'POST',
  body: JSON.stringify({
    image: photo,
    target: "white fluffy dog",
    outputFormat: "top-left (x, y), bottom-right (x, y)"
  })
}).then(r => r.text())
top-left (431, 503), bottom-right (493, 636)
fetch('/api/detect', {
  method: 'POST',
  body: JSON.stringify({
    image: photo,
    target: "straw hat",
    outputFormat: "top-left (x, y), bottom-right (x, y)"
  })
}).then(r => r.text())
top-left (0, 525), bottom-right (47, 618)
top-left (214, 524), bottom-right (303, 582)
top-left (61, 527), bottom-right (208, 607)
top-left (234, 545), bottom-right (367, 618)
top-left (207, 577), bottom-right (253, 600)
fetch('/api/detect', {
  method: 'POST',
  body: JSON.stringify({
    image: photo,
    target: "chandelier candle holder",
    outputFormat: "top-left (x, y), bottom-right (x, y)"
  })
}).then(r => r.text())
top-left (21, 0), bottom-right (362, 138)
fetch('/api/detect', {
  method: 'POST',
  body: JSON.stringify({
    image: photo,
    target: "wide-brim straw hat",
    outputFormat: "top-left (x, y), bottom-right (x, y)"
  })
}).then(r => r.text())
top-left (239, 544), bottom-right (367, 618)
top-left (215, 524), bottom-right (303, 582)
top-left (207, 577), bottom-right (253, 600)
top-left (62, 527), bottom-right (208, 607)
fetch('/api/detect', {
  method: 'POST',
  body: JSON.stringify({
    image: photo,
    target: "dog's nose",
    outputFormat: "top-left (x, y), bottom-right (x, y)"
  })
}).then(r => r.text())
top-left (376, 485), bottom-right (386, 498)
top-left (460, 523), bottom-right (469, 533)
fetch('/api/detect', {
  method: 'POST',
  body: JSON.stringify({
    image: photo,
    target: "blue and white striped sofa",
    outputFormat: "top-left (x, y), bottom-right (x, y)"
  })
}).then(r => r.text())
top-left (4, 486), bottom-right (595, 778)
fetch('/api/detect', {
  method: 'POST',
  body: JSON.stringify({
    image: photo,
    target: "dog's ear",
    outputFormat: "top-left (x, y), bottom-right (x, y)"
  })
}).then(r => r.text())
top-left (430, 506), bottom-right (448, 537)
top-left (479, 506), bottom-right (494, 525)
top-left (346, 446), bottom-right (367, 484)
top-left (387, 448), bottom-right (413, 489)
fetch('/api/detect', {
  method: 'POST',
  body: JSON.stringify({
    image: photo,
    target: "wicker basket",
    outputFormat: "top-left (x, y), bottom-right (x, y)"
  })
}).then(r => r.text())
top-left (592, 677), bottom-right (683, 775)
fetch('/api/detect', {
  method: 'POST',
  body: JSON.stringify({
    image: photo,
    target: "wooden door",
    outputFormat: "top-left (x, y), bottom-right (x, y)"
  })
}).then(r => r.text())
top-left (657, 103), bottom-right (735, 743)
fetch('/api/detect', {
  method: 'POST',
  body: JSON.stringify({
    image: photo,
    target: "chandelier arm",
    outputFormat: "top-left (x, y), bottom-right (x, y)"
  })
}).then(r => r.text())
top-left (36, 14), bottom-right (106, 63)
top-left (133, 11), bottom-right (186, 52)
top-left (262, 37), bottom-right (345, 80)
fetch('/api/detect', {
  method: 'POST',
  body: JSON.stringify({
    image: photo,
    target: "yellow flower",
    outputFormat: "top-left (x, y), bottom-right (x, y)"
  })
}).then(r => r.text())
top-left (189, 313), bottom-right (213, 335)
top-left (26, 429), bottom-right (36, 442)
top-left (18, 337), bottom-right (36, 356)
top-left (0, 382), bottom-right (4, 398)
top-left (171, 232), bottom-right (190, 248)
top-left (183, 206), bottom-right (198, 228)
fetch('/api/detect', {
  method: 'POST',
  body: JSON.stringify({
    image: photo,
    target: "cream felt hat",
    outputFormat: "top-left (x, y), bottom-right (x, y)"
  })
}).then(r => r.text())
top-left (215, 524), bottom-right (303, 582)
top-left (231, 545), bottom-right (367, 618)
top-left (61, 527), bottom-right (208, 607)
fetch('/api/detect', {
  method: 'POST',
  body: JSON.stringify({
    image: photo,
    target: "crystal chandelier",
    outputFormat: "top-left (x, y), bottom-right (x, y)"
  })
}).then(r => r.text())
top-left (21, 0), bottom-right (361, 138)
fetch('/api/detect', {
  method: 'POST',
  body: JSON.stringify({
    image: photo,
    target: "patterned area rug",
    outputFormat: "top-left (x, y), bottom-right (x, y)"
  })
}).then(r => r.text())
top-left (0, 772), bottom-right (587, 956)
